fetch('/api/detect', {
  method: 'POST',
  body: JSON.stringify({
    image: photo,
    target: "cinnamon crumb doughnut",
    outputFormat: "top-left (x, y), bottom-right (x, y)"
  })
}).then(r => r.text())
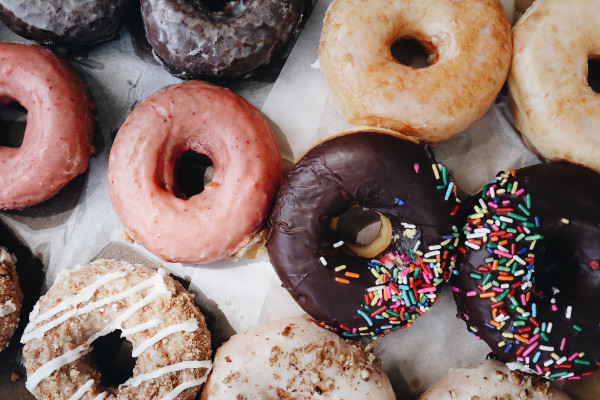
top-left (0, 246), bottom-right (21, 351)
top-left (22, 259), bottom-right (211, 400)
top-left (201, 317), bottom-right (395, 399)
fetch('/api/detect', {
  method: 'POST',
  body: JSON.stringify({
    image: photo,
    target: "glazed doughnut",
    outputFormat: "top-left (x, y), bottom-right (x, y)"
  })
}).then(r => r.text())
top-left (22, 259), bottom-right (212, 400)
top-left (0, 42), bottom-right (94, 209)
top-left (508, 0), bottom-right (600, 173)
top-left (0, 0), bottom-right (132, 48)
top-left (318, 0), bottom-right (512, 142)
top-left (0, 247), bottom-right (21, 351)
top-left (453, 162), bottom-right (600, 379)
top-left (267, 128), bottom-right (462, 337)
top-left (418, 360), bottom-right (571, 400)
top-left (140, 0), bottom-right (307, 80)
top-left (201, 316), bottom-right (395, 399)
top-left (108, 81), bottom-right (281, 264)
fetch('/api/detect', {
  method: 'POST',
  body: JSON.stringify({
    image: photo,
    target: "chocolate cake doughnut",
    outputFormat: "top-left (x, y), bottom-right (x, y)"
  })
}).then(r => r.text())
top-left (0, 247), bottom-right (21, 351)
top-left (0, 0), bottom-right (132, 48)
top-left (453, 162), bottom-right (600, 380)
top-left (140, 0), bottom-right (307, 80)
top-left (267, 128), bottom-right (463, 338)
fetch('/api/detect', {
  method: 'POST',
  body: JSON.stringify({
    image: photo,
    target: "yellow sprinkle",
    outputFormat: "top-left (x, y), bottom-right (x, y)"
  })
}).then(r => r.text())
top-left (432, 164), bottom-right (440, 180)
top-left (579, 352), bottom-right (586, 357)
top-left (469, 326), bottom-right (479, 333)
top-left (530, 240), bottom-right (537, 251)
top-left (496, 189), bottom-right (506, 194)
top-left (516, 307), bottom-right (525, 314)
top-left (506, 258), bottom-right (515, 267)
top-left (335, 265), bottom-right (347, 272)
top-left (381, 267), bottom-right (391, 277)
top-left (551, 353), bottom-right (560, 361)
top-left (511, 182), bottom-right (519, 194)
top-left (498, 341), bottom-right (506, 347)
top-left (390, 320), bottom-right (401, 324)
top-left (371, 269), bottom-right (380, 278)
top-left (358, 327), bottom-right (368, 331)
top-left (469, 213), bottom-right (485, 219)
top-left (403, 229), bottom-right (417, 239)
top-left (482, 283), bottom-right (493, 291)
top-left (474, 205), bottom-right (483, 214)
top-left (453, 238), bottom-right (460, 247)
top-left (502, 333), bottom-right (514, 338)
top-left (561, 218), bottom-right (570, 224)
top-left (416, 251), bottom-right (423, 256)
top-left (423, 258), bottom-right (436, 263)
top-left (382, 312), bottom-right (390, 318)
top-left (441, 239), bottom-right (451, 246)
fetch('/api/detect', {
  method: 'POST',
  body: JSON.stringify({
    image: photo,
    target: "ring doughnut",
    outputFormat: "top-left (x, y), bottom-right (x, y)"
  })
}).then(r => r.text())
top-left (140, 0), bottom-right (307, 80)
top-left (0, 246), bottom-right (21, 351)
top-left (508, 0), bottom-right (600, 173)
top-left (267, 128), bottom-right (462, 337)
top-left (108, 81), bottom-right (281, 264)
top-left (453, 162), bottom-right (600, 379)
top-left (22, 259), bottom-right (212, 400)
top-left (318, 0), bottom-right (512, 142)
top-left (0, 0), bottom-right (132, 48)
top-left (0, 42), bottom-right (94, 209)
top-left (201, 317), bottom-right (395, 399)
top-left (418, 360), bottom-right (570, 400)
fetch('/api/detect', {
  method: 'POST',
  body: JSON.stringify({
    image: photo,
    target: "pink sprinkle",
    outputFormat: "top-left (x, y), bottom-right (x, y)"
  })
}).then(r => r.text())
top-left (466, 291), bottom-right (477, 297)
top-left (418, 287), bottom-right (437, 293)
top-left (552, 304), bottom-right (558, 312)
top-left (569, 352), bottom-right (579, 362)
top-left (386, 286), bottom-right (392, 299)
top-left (414, 163), bottom-right (420, 173)
top-left (465, 226), bottom-right (473, 232)
top-left (502, 200), bottom-right (511, 205)
top-left (520, 293), bottom-right (527, 306)
top-left (515, 188), bottom-right (525, 195)
top-left (536, 365), bottom-right (543, 375)
top-left (399, 268), bottom-right (411, 276)
top-left (377, 298), bottom-right (383, 307)
top-left (487, 202), bottom-right (498, 209)
top-left (494, 249), bottom-right (513, 259)
top-left (352, 328), bottom-right (358, 334)
top-left (517, 357), bottom-right (524, 362)
top-left (423, 274), bottom-right (431, 284)
top-left (528, 334), bottom-right (540, 344)
top-left (522, 342), bottom-right (538, 357)
top-left (568, 376), bottom-right (581, 380)
top-left (452, 286), bottom-right (460, 292)
top-left (493, 287), bottom-right (504, 293)
top-left (560, 337), bottom-right (567, 351)
top-left (491, 224), bottom-right (500, 232)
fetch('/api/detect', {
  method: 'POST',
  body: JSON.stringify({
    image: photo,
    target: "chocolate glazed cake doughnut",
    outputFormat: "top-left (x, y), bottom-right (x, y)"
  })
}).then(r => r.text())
top-left (268, 128), bottom-right (463, 338)
top-left (140, 0), bottom-right (307, 80)
top-left (453, 162), bottom-right (600, 380)
top-left (0, 0), bottom-right (132, 48)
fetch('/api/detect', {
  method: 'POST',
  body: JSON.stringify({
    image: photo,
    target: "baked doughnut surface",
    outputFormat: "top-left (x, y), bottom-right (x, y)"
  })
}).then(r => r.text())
top-left (418, 360), bottom-right (571, 400)
top-left (0, 42), bottom-right (94, 209)
top-left (268, 129), bottom-right (462, 337)
top-left (108, 81), bottom-right (281, 264)
top-left (508, 0), bottom-right (600, 173)
top-left (319, 0), bottom-right (512, 142)
top-left (0, 247), bottom-right (21, 351)
top-left (454, 163), bottom-right (600, 379)
top-left (140, 0), bottom-right (307, 80)
top-left (0, 0), bottom-right (131, 48)
top-left (201, 317), bottom-right (395, 399)
top-left (22, 259), bottom-right (212, 400)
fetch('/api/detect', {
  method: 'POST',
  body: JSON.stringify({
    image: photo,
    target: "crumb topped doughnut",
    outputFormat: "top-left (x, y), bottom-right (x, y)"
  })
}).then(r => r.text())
top-left (201, 317), bottom-right (395, 399)
top-left (108, 81), bottom-right (281, 264)
top-left (508, 0), bottom-right (600, 173)
top-left (268, 128), bottom-right (462, 337)
top-left (0, 246), bottom-right (22, 351)
top-left (0, 42), bottom-right (94, 209)
top-left (140, 0), bottom-right (307, 80)
top-left (418, 360), bottom-right (571, 400)
top-left (22, 259), bottom-right (211, 400)
top-left (454, 163), bottom-right (600, 380)
top-left (319, 0), bottom-right (512, 142)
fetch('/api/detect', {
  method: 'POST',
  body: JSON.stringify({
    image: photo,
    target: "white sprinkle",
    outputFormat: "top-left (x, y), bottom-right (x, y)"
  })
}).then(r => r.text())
top-left (490, 187), bottom-right (496, 198)
top-left (413, 240), bottom-right (421, 251)
top-left (367, 285), bottom-right (386, 292)
top-left (424, 250), bottom-right (440, 258)
top-left (566, 306), bottom-right (572, 319)
top-left (428, 245), bottom-right (442, 251)
top-left (499, 216), bottom-right (513, 224)
top-left (513, 255), bottom-right (526, 266)
top-left (547, 322), bottom-right (553, 333)
top-left (401, 222), bottom-right (416, 229)
top-left (514, 270), bottom-right (525, 277)
top-left (556, 356), bottom-right (567, 365)
top-left (478, 198), bottom-right (488, 210)
top-left (333, 241), bottom-right (344, 248)
top-left (539, 346), bottom-right (554, 352)
top-left (465, 242), bottom-right (481, 251)
top-left (544, 359), bottom-right (554, 367)
top-left (319, 257), bottom-right (327, 266)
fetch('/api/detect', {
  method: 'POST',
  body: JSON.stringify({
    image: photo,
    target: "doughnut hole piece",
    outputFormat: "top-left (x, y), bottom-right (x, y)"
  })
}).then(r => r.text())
top-left (319, 0), bottom-right (512, 142)
top-left (108, 81), bottom-right (282, 264)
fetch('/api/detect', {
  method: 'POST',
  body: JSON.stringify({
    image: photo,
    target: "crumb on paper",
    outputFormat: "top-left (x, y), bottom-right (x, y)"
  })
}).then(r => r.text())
top-left (311, 59), bottom-right (320, 70)
top-left (121, 230), bottom-right (134, 243)
top-left (11, 371), bottom-right (21, 381)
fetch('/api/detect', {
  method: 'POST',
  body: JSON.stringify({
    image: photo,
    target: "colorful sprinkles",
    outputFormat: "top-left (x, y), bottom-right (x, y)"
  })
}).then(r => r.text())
top-left (454, 169), bottom-right (594, 380)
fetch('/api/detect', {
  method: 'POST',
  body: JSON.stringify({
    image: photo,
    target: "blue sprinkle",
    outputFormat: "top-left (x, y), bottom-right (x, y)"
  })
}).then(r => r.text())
top-left (368, 261), bottom-right (380, 267)
top-left (375, 315), bottom-right (385, 320)
top-left (532, 303), bottom-right (537, 318)
top-left (374, 328), bottom-right (380, 333)
top-left (452, 269), bottom-right (460, 275)
top-left (518, 247), bottom-right (527, 254)
top-left (381, 325), bottom-right (393, 330)
top-left (510, 325), bottom-right (517, 332)
top-left (486, 247), bottom-right (495, 254)
top-left (395, 198), bottom-right (406, 206)
top-left (504, 343), bottom-right (514, 353)
top-left (535, 216), bottom-right (541, 227)
top-left (541, 322), bottom-right (547, 332)
top-left (397, 285), bottom-right (410, 290)
top-left (484, 322), bottom-right (496, 329)
top-left (357, 310), bottom-right (373, 326)
top-left (443, 235), bottom-right (455, 239)
top-left (402, 291), bottom-right (411, 306)
top-left (533, 351), bottom-right (541, 363)
top-left (444, 182), bottom-right (455, 201)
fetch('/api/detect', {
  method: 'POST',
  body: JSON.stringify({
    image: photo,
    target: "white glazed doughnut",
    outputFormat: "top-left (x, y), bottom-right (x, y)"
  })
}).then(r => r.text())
top-left (319, 0), bottom-right (512, 142)
top-left (508, 0), bottom-right (600, 172)
top-left (201, 317), bottom-right (395, 399)
top-left (418, 360), bottom-right (571, 400)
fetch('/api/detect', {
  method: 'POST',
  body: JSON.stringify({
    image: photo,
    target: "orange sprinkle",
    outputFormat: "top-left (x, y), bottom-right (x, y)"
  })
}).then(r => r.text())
top-left (491, 236), bottom-right (499, 242)
top-left (526, 291), bottom-right (531, 302)
top-left (514, 334), bottom-right (529, 343)
top-left (480, 292), bottom-right (495, 298)
top-left (345, 272), bottom-right (360, 279)
top-left (472, 218), bottom-right (482, 225)
top-left (498, 276), bottom-right (514, 281)
top-left (489, 320), bottom-right (501, 328)
top-left (499, 240), bottom-right (508, 246)
top-left (492, 260), bottom-right (499, 270)
top-left (335, 277), bottom-right (350, 284)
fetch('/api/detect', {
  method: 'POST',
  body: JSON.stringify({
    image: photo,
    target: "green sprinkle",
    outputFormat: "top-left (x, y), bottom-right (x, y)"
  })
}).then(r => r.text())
top-left (442, 166), bottom-right (448, 186)
top-left (515, 233), bottom-right (526, 242)
top-left (573, 325), bottom-right (582, 332)
top-left (496, 289), bottom-right (510, 302)
top-left (550, 372), bottom-right (569, 379)
top-left (518, 204), bottom-right (531, 216)
top-left (524, 222), bottom-right (535, 228)
top-left (507, 212), bottom-right (528, 221)
top-left (470, 273), bottom-right (483, 279)
top-left (540, 332), bottom-right (549, 341)
top-left (481, 273), bottom-right (492, 286)
top-left (575, 359), bottom-right (591, 365)
top-left (526, 194), bottom-right (531, 209)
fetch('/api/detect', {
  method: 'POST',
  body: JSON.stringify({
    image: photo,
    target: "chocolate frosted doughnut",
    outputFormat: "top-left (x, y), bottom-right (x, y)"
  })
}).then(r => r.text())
top-left (268, 129), bottom-right (462, 338)
top-left (0, 0), bottom-right (132, 48)
top-left (453, 163), bottom-right (600, 380)
top-left (140, 0), bottom-right (307, 80)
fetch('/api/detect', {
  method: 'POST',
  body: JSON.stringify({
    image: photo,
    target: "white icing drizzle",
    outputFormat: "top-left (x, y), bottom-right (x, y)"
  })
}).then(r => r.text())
top-left (0, 300), bottom-right (16, 317)
top-left (124, 360), bottom-right (212, 388)
top-left (67, 379), bottom-right (94, 400)
top-left (159, 378), bottom-right (209, 400)
top-left (132, 318), bottom-right (199, 357)
top-left (26, 345), bottom-right (91, 391)
top-left (120, 318), bottom-right (161, 337)
top-left (92, 392), bottom-right (108, 400)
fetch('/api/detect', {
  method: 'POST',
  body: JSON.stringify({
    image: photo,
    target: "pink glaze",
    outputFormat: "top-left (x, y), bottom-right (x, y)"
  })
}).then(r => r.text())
top-left (0, 43), bottom-right (94, 209)
top-left (108, 81), bottom-right (282, 264)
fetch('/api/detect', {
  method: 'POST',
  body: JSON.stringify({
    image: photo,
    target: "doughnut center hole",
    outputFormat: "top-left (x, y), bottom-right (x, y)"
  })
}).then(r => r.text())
top-left (0, 101), bottom-right (27, 148)
top-left (90, 330), bottom-right (136, 388)
top-left (391, 38), bottom-right (433, 68)
top-left (588, 58), bottom-right (600, 93)
top-left (174, 150), bottom-right (214, 199)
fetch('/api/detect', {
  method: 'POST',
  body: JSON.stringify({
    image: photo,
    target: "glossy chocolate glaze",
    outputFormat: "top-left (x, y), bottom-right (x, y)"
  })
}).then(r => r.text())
top-left (454, 162), bottom-right (600, 378)
top-left (268, 131), bottom-right (462, 337)
top-left (140, 0), bottom-right (307, 80)
top-left (0, 0), bottom-right (132, 48)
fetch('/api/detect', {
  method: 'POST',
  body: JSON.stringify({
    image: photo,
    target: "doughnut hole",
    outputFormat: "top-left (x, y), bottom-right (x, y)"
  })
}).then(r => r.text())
top-left (588, 57), bottom-right (600, 93)
top-left (90, 330), bottom-right (136, 388)
top-left (173, 150), bottom-right (214, 199)
top-left (0, 100), bottom-right (27, 148)
top-left (391, 37), bottom-right (436, 68)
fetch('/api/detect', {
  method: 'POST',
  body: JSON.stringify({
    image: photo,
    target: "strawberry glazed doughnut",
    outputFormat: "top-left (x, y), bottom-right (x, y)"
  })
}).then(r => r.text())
top-left (508, 0), bottom-right (600, 173)
top-left (319, 0), bottom-right (512, 142)
top-left (0, 42), bottom-right (94, 209)
top-left (108, 81), bottom-right (281, 264)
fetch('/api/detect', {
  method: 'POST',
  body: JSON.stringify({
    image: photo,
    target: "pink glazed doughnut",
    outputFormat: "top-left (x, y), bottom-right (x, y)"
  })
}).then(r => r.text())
top-left (0, 42), bottom-right (94, 209)
top-left (108, 81), bottom-right (282, 264)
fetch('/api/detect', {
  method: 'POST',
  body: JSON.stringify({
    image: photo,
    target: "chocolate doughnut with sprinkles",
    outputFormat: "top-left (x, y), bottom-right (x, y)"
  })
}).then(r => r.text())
top-left (453, 162), bottom-right (600, 380)
top-left (267, 128), bottom-right (462, 338)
